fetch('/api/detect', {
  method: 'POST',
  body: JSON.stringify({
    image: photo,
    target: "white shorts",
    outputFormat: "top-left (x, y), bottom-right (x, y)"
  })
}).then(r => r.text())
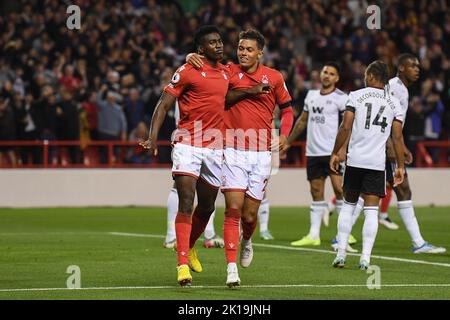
top-left (221, 148), bottom-right (272, 201)
top-left (171, 143), bottom-right (223, 189)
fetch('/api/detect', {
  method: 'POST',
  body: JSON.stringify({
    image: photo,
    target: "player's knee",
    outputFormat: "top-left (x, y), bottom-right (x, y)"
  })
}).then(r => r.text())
top-left (334, 189), bottom-right (343, 199)
top-left (241, 213), bottom-right (256, 224)
top-left (178, 194), bottom-right (195, 213)
top-left (197, 203), bottom-right (215, 216)
top-left (310, 186), bottom-right (324, 201)
top-left (394, 184), bottom-right (412, 201)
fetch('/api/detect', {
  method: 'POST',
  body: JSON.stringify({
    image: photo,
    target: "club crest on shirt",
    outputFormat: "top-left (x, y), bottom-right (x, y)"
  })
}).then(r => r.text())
top-left (238, 73), bottom-right (244, 79)
top-left (262, 74), bottom-right (269, 84)
top-left (221, 70), bottom-right (228, 80)
top-left (201, 72), bottom-right (206, 77)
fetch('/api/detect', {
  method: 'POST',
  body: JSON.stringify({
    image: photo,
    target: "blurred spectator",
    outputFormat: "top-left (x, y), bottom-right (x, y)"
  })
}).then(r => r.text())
top-left (127, 121), bottom-right (151, 164)
top-left (81, 91), bottom-right (99, 140)
top-left (0, 97), bottom-right (17, 166)
top-left (404, 96), bottom-right (425, 165)
top-left (0, 0), bottom-right (448, 167)
top-left (124, 88), bottom-right (145, 134)
top-left (59, 90), bottom-right (81, 164)
top-left (423, 89), bottom-right (445, 163)
top-left (96, 86), bottom-right (127, 164)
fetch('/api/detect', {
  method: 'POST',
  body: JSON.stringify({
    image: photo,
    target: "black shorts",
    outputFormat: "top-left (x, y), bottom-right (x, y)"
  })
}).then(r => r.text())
top-left (385, 161), bottom-right (408, 183)
top-left (343, 165), bottom-right (386, 197)
top-left (306, 156), bottom-right (342, 181)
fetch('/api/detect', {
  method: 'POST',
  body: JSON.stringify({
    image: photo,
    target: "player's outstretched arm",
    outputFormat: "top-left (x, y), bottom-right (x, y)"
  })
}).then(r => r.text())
top-left (283, 111), bottom-right (308, 152)
top-left (330, 109), bottom-right (354, 173)
top-left (391, 120), bottom-right (405, 186)
top-left (139, 91), bottom-right (176, 156)
top-left (402, 136), bottom-right (413, 164)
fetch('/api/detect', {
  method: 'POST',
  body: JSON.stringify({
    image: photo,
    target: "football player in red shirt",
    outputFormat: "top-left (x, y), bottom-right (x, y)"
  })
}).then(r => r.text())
top-left (187, 29), bottom-right (294, 287)
top-left (140, 25), bottom-right (229, 287)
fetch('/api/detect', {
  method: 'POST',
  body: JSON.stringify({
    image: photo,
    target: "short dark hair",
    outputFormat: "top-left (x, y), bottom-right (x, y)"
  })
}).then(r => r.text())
top-left (239, 29), bottom-right (265, 50)
top-left (397, 53), bottom-right (417, 67)
top-left (366, 60), bottom-right (390, 85)
top-left (323, 61), bottom-right (341, 75)
top-left (193, 25), bottom-right (221, 49)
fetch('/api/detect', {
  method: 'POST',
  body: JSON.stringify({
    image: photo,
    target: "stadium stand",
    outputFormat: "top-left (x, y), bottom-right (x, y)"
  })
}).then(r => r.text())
top-left (0, 0), bottom-right (449, 167)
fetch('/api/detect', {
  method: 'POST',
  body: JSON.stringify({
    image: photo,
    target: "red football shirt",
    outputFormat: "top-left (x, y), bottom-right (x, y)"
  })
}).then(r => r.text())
top-left (164, 61), bottom-right (229, 148)
top-left (225, 63), bottom-right (292, 150)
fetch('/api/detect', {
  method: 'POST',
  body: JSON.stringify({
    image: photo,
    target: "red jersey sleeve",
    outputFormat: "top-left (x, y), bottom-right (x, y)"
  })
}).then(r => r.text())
top-left (274, 72), bottom-right (292, 106)
top-left (164, 64), bottom-right (192, 98)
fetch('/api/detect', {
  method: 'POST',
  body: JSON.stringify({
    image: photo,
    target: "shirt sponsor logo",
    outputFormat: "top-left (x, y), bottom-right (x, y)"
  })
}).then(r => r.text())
top-left (312, 106), bottom-right (324, 113)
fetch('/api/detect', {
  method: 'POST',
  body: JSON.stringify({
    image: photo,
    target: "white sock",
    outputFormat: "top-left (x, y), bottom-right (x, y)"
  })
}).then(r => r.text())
top-left (165, 187), bottom-right (178, 242)
top-left (398, 200), bottom-right (425, 248)
top-left (308, 201), bottom-right (326, 239)
top-left (335, 199), bottom-right (343, 214)
top-left (204, 210), bottom-right (216, 240)
top-left (351, 197), bottom-right (365, 226)
top-left (258, 196), bottom-right (270, 233)
top-left (379, 212), bottom-right (388, 220)
top-left (361, 206), bottom-right (379, 263)
top-left (337, 201), bottom-right (356, 258)
top-left (333, 200), bottom-right (344, 239)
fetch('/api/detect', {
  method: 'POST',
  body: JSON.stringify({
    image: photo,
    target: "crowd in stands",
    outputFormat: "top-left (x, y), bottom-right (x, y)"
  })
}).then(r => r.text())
top-left (0, 0), bottom-right (449, 166)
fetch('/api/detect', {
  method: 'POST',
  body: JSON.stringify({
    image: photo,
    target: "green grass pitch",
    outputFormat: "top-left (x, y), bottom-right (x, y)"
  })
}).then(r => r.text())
top-left (0, 206), bottom-right (449, 299)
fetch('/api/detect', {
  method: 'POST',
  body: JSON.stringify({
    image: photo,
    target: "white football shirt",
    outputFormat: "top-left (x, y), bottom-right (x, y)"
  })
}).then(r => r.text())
top-left (346, 87), bottom-right (404, 171)
top-left (388, 77), bottom-right (409, 126)
top-left (303, 88), bottom-right (348, 156)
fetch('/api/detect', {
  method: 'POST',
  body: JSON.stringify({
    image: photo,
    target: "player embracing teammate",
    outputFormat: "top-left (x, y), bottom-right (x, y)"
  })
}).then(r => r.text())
top-left (143, 26), bottom-right (293, 287)
top-left (187, 29), bottom-right (294, 287)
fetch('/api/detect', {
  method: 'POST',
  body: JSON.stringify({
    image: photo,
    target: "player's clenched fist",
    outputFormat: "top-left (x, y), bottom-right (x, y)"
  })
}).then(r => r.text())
top-left (139, 138), bottom-right (158, 156)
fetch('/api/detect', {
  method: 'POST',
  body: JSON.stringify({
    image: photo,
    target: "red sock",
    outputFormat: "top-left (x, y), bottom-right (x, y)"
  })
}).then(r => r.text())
top-left (223, 208), bottom-right (241, 264)
top-left (241, 217), bottom-right (257, 241)
top-left (189, 207), bottom-right (212, 248)
top-left (380, 187), bottom-right (392, 213)
top-left (175, 212), bottom-right (192, 266)
top-left (331, 196), bottom-right (336, 205)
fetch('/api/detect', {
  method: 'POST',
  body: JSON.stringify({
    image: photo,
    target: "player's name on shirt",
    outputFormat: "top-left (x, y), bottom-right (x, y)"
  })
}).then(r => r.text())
top-left (346, 87), bottom-right (403, 171)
